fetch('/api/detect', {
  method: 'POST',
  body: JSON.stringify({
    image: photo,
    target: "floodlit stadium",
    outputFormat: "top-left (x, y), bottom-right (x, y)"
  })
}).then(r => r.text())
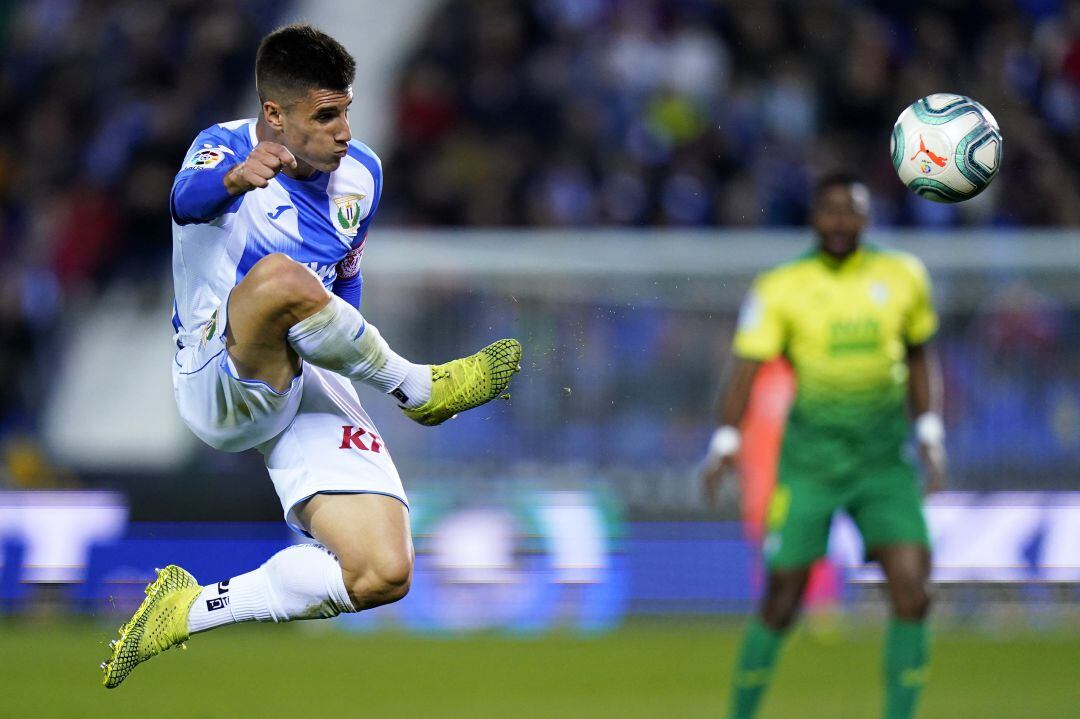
top-left (1, 1), bottom-right (1078, 717)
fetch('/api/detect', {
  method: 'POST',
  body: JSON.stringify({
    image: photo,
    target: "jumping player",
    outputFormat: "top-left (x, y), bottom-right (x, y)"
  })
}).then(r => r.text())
top-left (101, 25), bottom-right (521, 688)
top-left (702, 173), bottom-right (945, 719)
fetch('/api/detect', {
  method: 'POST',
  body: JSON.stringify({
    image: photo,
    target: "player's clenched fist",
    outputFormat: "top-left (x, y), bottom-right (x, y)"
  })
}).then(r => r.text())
top-left (224, 142), bottom-right (298, 194)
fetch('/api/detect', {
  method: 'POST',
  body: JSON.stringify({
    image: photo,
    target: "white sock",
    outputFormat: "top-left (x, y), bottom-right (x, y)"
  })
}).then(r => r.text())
top-left (384, 363), bottom-right (433, 410)
top-left (187, 544), bottom-right (356, 634)
top-left (286, 294), bottom-right (431, 408)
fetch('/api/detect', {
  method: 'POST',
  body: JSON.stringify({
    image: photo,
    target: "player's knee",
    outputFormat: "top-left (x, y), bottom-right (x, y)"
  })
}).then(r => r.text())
top-left (761, 598), bottom-right (800, 631)
top-left (761, 590), bottom-right (801, 631)
top-left (893, 582), bottom-right (931, 620)
top-left (247, 253), bottom-right (328, 321)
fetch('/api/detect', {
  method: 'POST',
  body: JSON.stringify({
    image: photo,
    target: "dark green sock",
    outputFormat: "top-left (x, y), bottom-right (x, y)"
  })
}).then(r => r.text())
top-left (729, 619), bottom-right (785, 719)
top-left (884, 618), bottom-right (930, 719)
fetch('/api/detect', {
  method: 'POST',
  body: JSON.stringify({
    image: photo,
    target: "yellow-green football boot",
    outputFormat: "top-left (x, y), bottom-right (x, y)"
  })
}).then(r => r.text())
top-left (403, 338), bottom-right (523, 426)
top-left (101, 565), bottom-right (201, 689)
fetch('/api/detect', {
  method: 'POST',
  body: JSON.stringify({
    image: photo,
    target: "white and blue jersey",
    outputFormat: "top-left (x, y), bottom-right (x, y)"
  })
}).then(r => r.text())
top-left (170, 118), bottom-right (382, 348)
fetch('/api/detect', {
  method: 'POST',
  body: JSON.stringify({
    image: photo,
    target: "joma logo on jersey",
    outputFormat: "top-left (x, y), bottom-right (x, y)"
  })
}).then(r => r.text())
top-left (340, 425), bottom-right (382, 452)
top-left (828, 318), bottom-right (881, 354)
top-left (332, 194), bottom-right (366, 236)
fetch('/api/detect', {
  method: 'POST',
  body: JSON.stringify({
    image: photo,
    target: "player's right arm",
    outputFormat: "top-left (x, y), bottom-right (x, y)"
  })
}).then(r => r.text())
top-left (702, 357), bottom-right (762, 506)
top-left (702, 274), bottom-right (785, 506)
top-left (170, 132), bottom-right (297, 225)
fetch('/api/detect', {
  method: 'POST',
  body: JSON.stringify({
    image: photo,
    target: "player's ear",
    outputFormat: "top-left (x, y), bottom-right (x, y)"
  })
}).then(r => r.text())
top-left (263, 100), bottom-right (285, 132)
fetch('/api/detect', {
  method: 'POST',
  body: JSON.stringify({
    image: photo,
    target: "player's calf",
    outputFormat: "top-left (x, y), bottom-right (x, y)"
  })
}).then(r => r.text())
top-left (297, 493), bottom-right (414, 610)
top-left (339, 549), bottom-right (413, 610)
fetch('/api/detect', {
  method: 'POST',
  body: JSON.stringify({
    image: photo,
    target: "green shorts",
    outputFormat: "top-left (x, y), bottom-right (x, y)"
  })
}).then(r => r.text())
top-left (762, 453), bottom-right (930, 569)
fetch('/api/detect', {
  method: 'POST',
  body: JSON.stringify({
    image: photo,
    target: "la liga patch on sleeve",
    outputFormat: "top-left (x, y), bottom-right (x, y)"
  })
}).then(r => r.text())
top-left (184, 147), bottom-right (227, 170)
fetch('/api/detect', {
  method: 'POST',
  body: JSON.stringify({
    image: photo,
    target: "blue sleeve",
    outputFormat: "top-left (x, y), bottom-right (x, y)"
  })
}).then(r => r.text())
top-left (348, 141), bottom-right (383, 239)
top-left (331, 144), bottom-right (382, 308)
top-left (332, 271), bottom-right (363, 308)
top-left (170, 165), bottom-right (241, 224)
top-left (331, 241), bottom-right (365, 308)
top-left (170, 129), bottom-right (247, 225)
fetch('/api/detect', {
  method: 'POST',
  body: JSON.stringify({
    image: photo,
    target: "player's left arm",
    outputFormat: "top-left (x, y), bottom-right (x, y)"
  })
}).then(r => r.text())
top-left (701, 274), bottom-right (785, 506)
top-left (331, 149), bottom-right (382, 308)
top-left (330, 209), bottom-right (375, 309)
top-left (331, 242), bottom-right (364, 308)
top-left (904, 255), bottom-right (946, 493)
top-left (907, 342), bottom-right (946, 493)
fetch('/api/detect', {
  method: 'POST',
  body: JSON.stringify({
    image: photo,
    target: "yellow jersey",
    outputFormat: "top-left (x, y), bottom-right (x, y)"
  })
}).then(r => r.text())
top-left (733, 245), bottom-right (938, 457)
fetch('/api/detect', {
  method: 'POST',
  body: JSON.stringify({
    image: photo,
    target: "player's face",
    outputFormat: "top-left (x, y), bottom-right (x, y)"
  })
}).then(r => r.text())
top-left (811, 184), bottom-right (869, 259)
top-left (280, 87), bottom-right (353, 173)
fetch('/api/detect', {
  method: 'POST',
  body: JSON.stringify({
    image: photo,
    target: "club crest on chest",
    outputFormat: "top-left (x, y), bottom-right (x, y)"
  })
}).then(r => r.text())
top-left (332, 194), bottom-right (366, 236)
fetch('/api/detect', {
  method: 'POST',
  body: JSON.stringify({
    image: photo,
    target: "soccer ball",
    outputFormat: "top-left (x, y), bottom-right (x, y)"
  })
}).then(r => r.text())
top-left (890, 93), bottom-right (1002, 203)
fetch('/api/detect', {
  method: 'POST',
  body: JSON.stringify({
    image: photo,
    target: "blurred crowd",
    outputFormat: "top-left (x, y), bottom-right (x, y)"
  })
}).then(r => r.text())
top-left (0, 0), bottom-right (286, 479)
top-left (384, 0), bottom-right (1080, 227)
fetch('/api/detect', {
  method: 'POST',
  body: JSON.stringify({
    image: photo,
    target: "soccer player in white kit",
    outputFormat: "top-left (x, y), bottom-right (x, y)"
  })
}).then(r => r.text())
top-left (101, 25), bottom-right (521, 688)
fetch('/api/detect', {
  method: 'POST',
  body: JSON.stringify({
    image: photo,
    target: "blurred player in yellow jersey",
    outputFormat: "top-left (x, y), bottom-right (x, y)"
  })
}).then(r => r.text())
top-left (701, 172), bottom-right (946, 719)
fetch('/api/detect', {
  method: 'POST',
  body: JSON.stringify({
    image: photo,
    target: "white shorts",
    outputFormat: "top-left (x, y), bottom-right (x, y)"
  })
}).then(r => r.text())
top-left (172, 298), bottom-right (407, 535)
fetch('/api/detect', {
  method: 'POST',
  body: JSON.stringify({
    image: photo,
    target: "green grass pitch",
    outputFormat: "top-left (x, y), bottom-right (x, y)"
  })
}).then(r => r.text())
top-left (0, 619), bottom-right (1076, 718)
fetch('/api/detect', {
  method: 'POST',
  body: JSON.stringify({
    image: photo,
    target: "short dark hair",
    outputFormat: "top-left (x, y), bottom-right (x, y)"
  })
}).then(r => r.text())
top-left (814, 170), bottom-right (864, 199)
top-left (255, 24), bottom-right (356, 104)
top-left (814, 170), bottom-right (871, 215)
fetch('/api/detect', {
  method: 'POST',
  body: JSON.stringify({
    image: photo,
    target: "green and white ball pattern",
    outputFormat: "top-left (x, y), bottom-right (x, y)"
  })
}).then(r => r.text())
top-left (891, 93), bottom-right (1002, 203)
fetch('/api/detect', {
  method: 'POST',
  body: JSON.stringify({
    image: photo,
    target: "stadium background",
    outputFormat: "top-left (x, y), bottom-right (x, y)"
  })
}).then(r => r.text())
top-left (0, 1), bottom-right (1078, 717)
